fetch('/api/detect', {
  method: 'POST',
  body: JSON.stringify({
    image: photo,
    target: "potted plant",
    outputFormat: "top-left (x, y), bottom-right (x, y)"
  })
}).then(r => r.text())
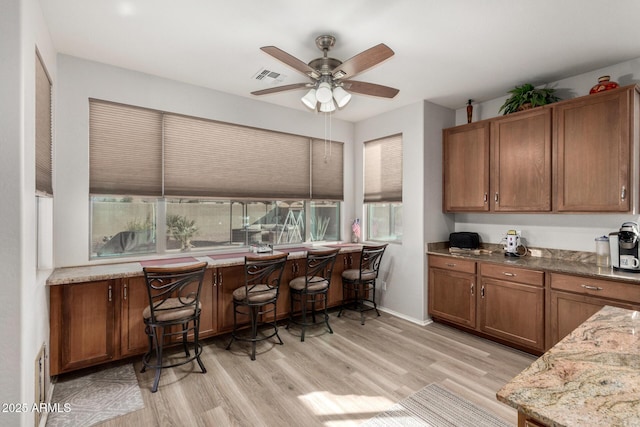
top-left (499, 83), bottom-right (560, 115)
top-left (167, 214), bottom-right (198, 251)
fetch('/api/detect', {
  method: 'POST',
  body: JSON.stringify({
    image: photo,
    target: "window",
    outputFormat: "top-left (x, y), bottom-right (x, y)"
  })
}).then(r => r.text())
top-left (35, 51), bottom-right (52, 196)
top-left (364, 134), bottom-right (403, 243)
top-left (88, 100), bottom-right (344, 259)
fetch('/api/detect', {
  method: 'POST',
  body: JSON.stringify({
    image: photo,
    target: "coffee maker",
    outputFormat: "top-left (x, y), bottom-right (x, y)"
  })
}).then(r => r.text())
top-left (610, 222), bottom-right (640, 272)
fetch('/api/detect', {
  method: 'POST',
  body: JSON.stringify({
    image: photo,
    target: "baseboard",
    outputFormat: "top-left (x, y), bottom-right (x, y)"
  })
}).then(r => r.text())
top-left (377, 305), bottom-right (433, 327)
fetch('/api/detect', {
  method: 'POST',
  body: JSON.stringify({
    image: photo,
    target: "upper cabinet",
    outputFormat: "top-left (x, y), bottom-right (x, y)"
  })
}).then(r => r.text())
top-left (443, 85), bottom-right (639, 213)
top-left (491, 108), bottom-right (552, 212)
top-left (443, 122), bottom-right (490, 212)
top-left (554, 86), bottom-right (636, 212)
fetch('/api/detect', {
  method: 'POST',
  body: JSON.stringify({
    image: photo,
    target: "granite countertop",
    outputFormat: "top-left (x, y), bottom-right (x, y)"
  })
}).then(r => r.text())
top-left (496, 305), bottom-right (640, 426)
top-left (47, 243), bottom-right (362, 285)
top-left (426, 243), bottom-right (640, 286)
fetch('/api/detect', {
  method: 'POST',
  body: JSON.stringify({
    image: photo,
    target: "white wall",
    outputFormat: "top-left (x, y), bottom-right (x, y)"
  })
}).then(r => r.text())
top-left (54, 55), bottom-right (355, 267)
top-left (355, 101), bottom-right (454, 323)
top-left (0, 0), bottom-right (56, 426)
top-left (452, 57), bottom-right (640, 252)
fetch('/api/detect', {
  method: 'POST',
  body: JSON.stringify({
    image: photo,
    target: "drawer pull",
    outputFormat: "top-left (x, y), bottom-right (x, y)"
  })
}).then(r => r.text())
top-left (503, 272), bottom-right (516, 277)
top-left (446, 263), bottom-right (456, 267)
top-left (470, 283), bottom-right (474, 296)
top-left (581, 284), bottom-right (603, 291)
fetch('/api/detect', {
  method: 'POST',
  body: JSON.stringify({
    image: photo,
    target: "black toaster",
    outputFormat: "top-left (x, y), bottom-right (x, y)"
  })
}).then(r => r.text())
top-left (449, 232), bottom-right (480, 249)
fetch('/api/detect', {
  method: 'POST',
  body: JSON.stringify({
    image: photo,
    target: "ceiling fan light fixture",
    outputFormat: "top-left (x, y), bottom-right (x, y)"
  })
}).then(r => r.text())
top-left (315, 81), bottom-right (333, 103)
top-left (301, 88), bottom-right (317, 110)
top-left (332, 85), bottom-right (352, 108)
top-left (319, 99), bottom-right (336, 113)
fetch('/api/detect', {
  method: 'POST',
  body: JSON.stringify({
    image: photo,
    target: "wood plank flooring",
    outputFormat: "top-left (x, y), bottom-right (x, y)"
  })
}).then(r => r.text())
top-left (99, 310), bottom-right (536, 426)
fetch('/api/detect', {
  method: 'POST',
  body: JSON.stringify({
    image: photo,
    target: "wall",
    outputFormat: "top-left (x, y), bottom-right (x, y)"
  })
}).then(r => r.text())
top-left (452, 57), bottom-right (640, 253)
top-left (0, 0), bottom-right (56, 426)
top-left (54, 55), bottom-right (355, 267)
top-left (355, 101), bottom-right (453, 323)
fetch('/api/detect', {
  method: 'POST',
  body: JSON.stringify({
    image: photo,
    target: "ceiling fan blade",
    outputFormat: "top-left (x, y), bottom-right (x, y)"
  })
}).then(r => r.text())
top-left (251, 83), bottom-right (309, 96)
top-left (341, 80), bottom-right (399, 98)
top-left (260, 46), bottom-right (320, 79)
top-left (332, 44), bottom-right (394, 79)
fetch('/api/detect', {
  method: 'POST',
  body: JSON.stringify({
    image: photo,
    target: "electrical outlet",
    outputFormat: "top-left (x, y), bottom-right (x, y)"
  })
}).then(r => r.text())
top-left (381, 280), bottom-right (387, 291)
top-left (529, 248), bottom-right (542, 257)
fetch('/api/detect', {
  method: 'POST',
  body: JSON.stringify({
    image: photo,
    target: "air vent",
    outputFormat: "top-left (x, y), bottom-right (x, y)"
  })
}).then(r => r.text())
top-left (252, 68), bottom-right (286, 84)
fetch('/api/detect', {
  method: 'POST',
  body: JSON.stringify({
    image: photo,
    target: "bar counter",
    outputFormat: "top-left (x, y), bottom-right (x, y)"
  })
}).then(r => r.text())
top-left (497, 305), bottom-right (640, 426)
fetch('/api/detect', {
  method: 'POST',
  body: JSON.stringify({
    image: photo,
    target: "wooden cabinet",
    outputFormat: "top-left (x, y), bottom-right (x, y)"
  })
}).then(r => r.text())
top-left (549, 272), bottom-right (640, 345)
top-left (428, 255), bottom-right (477, 328)
top-left (554, 86), bottom-right (637, 212)
top-left (119, 276), bottom-right (149, 357)
top-left (443, 122), bottom-right (490, 212)
top-left (50, 280), bottom-right (116, 375)
top-left (328, 252), bottom-right (361, 308)
top-left (479, 264), bottom-right (545, 352)
top-left (217, 264), bottom-right (249, 333)
top-left (490, 108), bottom-right (552, 212)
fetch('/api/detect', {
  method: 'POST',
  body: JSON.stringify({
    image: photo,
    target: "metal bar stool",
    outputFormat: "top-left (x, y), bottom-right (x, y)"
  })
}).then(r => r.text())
top-left (140, 261), bottom-right (208, 393)
top-left (286, 248), bottom-right (340, 341)
top-left (338, 244), bottom-right (388, 325)
top-left (226, 253), bottom-right (288, 360)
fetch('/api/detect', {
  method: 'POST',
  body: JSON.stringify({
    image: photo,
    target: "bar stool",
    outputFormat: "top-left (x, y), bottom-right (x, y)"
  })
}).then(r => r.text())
top-left (286, 248), bottom-right (340, 341)
top-left (226, 253), bottom-right (288, 360)
top-left (338, 244), bottom-right (388, 325)
top-left (140, 261), bottom-right (208, 393)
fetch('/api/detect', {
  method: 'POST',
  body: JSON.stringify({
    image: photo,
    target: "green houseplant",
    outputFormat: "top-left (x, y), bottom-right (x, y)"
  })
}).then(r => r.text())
top-left (166, 214), bottom-right (198, 251)
top-left (499, 83), bottom-right (560, 115)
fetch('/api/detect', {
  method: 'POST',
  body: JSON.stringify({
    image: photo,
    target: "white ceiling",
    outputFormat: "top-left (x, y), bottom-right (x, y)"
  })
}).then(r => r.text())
top-left (40, 0), bottom-right (640, 122)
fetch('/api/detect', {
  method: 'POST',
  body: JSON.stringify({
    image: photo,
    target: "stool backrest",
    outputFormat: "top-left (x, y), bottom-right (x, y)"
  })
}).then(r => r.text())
top-left (142, 261), bottom-right (208, 323)
top-left (359, 244), bottom-right (388, 280)
top-left (304, 248), bottom-right (340, 286)
top-left (242, 253), bottom-right (288, 303)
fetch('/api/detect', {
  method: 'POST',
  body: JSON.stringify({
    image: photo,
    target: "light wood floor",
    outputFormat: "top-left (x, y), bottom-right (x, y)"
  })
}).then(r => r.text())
top-left (99, 309), bottom-right (536, 426)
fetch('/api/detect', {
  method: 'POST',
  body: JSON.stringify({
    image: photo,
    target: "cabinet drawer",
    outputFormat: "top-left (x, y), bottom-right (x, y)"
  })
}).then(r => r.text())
top-left (551, 273), bottom-right (640, 304)
top-left (480, 263), bottom-right (544, 287)
top-left (429, 255), bottom-right (476, 274)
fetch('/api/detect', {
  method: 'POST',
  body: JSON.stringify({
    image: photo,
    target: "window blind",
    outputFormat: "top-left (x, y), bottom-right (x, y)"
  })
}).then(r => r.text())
top-left (89, 100), bottom-right (163, 196)
top-left (163, 114), bottom-right (311, 199)
top-left (364, 133), bottom-right (403, 203)
top-left (35, 53), bottom-right (53, 195)
top-left (311, 139), bottom-right (344, 200)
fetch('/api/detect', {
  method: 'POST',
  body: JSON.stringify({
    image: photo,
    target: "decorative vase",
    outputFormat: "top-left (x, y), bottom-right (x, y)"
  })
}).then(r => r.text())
top-left (466, 99), bottom-right (473, 124)
top-left (590, 75), bottom-right (619, 94)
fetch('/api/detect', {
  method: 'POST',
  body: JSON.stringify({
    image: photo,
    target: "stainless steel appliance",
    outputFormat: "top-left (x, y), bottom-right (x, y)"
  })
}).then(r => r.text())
top-left (610, 222), bottom-right (640, 272)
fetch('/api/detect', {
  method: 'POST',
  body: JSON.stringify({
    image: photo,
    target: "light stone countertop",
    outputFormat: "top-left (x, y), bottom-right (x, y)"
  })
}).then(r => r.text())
top-left (47, 244), bottom-right (362, 285)
top-left (496, 305), bottom-right (640, 426)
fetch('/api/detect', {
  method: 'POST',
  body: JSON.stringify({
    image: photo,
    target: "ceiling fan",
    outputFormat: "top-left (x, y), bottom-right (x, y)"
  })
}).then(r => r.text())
top-left (251, 35), bottom-right (399, 112)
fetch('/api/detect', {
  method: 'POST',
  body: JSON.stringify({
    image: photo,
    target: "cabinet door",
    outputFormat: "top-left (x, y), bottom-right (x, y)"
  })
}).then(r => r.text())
top-left (491, 108), bottom-right (551, 211)
top-left (217, 265), bottom-right (249, 332)
top-left (328, 253), bottom-right (349, 308)
top-left (479, 278), bottom-right (544, 352)
top-left (197, 269), bottom-right (217, 338)
top-left (443, 122), bottom-right (490, 212)
top-left (277, 259), bottom-right (299, 320)
top-left (554, 87), bottom-right (633, 212)
top-left (119, 276), bottom-right (149, 357)
top-left (428, 268), bottom-right (476, 328)
top-left (60, 281), bottom-right (115, 372)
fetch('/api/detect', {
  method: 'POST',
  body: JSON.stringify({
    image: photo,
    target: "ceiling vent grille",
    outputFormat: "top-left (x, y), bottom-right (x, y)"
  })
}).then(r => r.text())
top-left (253, 68), bottom-right (286, 84)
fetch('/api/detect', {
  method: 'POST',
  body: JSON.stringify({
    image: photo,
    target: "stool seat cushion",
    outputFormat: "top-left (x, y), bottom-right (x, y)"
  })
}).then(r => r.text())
top-left (342, 268), bottom-right (376, 282)
top-left (289, 275), bottom-right (329, 292)
top-left (143, 298), bottom-right (199, 322)
top-left (233, 284), bottom-right (277, 303)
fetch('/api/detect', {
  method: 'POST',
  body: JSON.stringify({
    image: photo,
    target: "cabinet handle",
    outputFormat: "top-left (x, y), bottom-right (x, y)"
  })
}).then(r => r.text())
top-left (621, 186), bottom-right (627, 200)
top-left (481, 285), bottom-right (485, 298)
top-left (494, 192), bottom-right (499, 203)
top-left (218, 272), bottom-right (223, 287)
top-left (446, 263), bottom-right (456, 267)
top-left (470, 283), bottom-right (474, 296)
top-left (581, 284), bottom-right (603, 291)
top-left (503, 272), bottom-right (516, 277)
top-left (483, 193), bottom-right (488, 203)
top-left (108, 284), bottom-right (112, 302)
top-left (212, 271), bottom-right (217, 287)
top-left (123, 282), bottom-right (127, 300)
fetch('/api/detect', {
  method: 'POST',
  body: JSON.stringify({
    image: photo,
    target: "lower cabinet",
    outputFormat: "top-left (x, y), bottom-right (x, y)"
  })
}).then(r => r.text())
top-left (428, 255), bottom-right (545, 354)
top-left (549, 272), bottom-right (640, 346)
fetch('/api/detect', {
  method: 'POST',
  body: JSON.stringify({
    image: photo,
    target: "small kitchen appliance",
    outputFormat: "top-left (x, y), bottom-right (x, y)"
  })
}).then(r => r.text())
top-left (610, 222), bottom-right (640, 272)
top-left (503, 229), bottom-right (523, 257)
